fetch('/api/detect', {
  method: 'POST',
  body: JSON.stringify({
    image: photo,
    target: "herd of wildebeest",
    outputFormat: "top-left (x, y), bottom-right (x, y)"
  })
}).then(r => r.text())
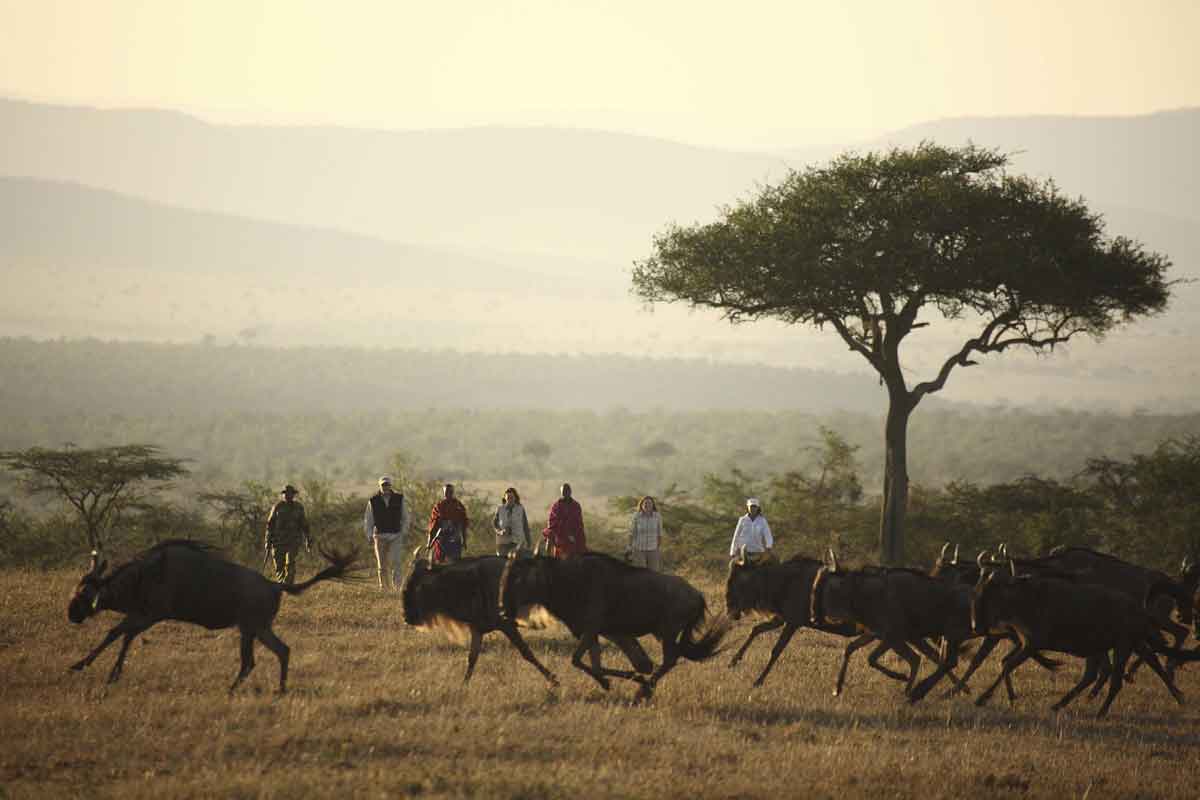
top-left (65, 537), bottom-right (1200, 718)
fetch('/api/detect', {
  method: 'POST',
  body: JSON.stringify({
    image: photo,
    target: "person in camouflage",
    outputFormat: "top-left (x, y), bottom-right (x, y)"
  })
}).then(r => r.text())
top-left (264, 484), bottom-right (312, 584)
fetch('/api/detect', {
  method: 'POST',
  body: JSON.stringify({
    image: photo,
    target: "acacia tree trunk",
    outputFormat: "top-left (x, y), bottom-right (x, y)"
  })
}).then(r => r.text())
top-left (879, 390), bottom-right (915, 565)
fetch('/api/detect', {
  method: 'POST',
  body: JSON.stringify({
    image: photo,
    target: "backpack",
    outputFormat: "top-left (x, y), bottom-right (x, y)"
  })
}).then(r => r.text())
top-left (434, 520), bottom-right (463, 561)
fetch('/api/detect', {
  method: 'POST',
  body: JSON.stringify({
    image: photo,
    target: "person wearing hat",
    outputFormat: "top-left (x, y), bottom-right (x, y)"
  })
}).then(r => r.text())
top-left (364, 475), bottom-right (409, 590)
top-left (264, 484), bottom-right (312, 585)
top-left (728, 497), bottom-right (773, 561)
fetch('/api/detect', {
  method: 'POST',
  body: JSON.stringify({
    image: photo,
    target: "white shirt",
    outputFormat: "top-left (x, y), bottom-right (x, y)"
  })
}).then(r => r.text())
top-left (729, 513), bottom-right (773, 556)
top-left (364, 492), bottom-right (410, 544)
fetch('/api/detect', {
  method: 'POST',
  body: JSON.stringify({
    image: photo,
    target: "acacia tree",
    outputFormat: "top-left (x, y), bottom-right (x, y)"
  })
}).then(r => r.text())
top-left (0, 444), bottom-right (189, 551)
top-left (633, 143), bottom-right (1171, 564)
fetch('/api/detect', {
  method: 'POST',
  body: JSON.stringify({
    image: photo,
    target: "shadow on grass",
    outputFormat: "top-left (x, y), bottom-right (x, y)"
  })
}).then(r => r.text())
top-left (698, 700), bottom-right (1200, 748)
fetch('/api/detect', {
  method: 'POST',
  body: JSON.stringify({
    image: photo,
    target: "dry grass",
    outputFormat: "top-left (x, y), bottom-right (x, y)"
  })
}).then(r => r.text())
top-left (2, 565), bottom-right (1198, 799)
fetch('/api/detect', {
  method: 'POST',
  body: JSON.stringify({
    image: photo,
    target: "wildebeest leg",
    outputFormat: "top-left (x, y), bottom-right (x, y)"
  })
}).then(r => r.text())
top-left (605, 635), bottom-right (654, 676)
top-left (833, 634), bottom-right (879, 696)
top-left (635, 637), bottom-right (683, 702)
top-left (70, 618), bottom-right (138, 672)
top-left (1131, 642), bottom-right (1184, 705)
top-left (1095, 647), bottom-right (1130, 718)
top-left (729, 617), bottom-right (785, 667)
top-left (255, 627), bottom-right (290, 694)
top-left (464, 627), bottom-right (483, 684)
top-left (106, 621), bottom-right (154, 684)
top-left (749, 621), bottom-right (801, 688)
top-left (229, 630), bottom-right (257, 693)
top-left (909, 638), bottom-right (963, 702)
top-left (1050, 655), bottom-right (1101, 712)
top-left (864, 640), bottom-right (909, 683)
top-left (975, 645), bottom-right (1032, 708)
top-left (571, 634), bottom-right (611, 690)
top-left (886, 639), bottom-right (923, 696)
top-left (498, 622), bottom-right (559, 687)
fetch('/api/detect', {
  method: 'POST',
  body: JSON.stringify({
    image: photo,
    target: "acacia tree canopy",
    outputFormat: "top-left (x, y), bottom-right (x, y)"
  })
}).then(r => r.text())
top-left (633, 142), bottom-right (1172, 563)
top-left (0, 443), bottom-right (189, 551)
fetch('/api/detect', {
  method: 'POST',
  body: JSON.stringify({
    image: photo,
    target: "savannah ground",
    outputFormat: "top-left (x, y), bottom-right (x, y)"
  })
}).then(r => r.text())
top-left (2, 562), bottom-right (1198, 800)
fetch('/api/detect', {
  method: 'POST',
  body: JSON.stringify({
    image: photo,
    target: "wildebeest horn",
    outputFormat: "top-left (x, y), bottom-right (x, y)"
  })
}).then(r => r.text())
top-left (952, 544), bottom-right (959, 564)
top-left (976, 550), bottom-right (988, 570)
top-left (828, 548), bottom-right (839, 573)
top-left (1008, 556), bottom-right (1017, 577)
top-left (939, 542), bottom-right (951, 563)
top-left (999, 542), bottom-right (1009, 558)
top-left (89, 550), bottom-right (99, 572)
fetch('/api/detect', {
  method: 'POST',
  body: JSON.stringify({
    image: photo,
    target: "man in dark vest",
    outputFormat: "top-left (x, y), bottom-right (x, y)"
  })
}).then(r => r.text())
top-left (364, 475), bottom-right (409, 590)
top-left (265, 484), bottom-right (312, 584)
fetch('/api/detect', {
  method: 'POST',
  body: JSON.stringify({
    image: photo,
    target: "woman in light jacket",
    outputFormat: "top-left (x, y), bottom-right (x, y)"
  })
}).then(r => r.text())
top-left (493, 487), bottom-right (531, 557)
top-left (628, 495), bottom-right (663, 571)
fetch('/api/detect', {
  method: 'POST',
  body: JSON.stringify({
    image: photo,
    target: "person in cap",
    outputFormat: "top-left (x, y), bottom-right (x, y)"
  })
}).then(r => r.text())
top-left (264, 484), bottom-right (312, 585)
top-left (542, 483), bottom-right (587, 558)
top-left (728, 497), bottom-right (773, 561)
top-left (427, 484), bottom-right (469, 563)
top-left (364, 476), bottom-right (409, 590)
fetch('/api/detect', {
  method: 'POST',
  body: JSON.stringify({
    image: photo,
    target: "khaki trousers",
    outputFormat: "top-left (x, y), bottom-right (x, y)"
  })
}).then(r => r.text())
top-left (270, 543), bottom-right (300, 584)
top-left (629, 549), bottom-right (662, 572)
top-left (373, 532), bottom-right (405, 589)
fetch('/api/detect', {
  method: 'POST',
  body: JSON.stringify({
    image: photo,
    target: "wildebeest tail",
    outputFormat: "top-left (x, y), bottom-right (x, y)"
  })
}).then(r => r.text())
top-left (279, 546), bottom-right (363, 595)
top-left (1151, 641), bottom-right (1200, 662)
top-left (678, 606), bottom-right (731, 662)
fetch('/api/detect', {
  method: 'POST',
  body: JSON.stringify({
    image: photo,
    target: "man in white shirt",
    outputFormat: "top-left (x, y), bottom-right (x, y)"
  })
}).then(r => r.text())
top-left (728, 498), bottom-right (773, 560)
top-left (364, 475), bottom-right (410, 590)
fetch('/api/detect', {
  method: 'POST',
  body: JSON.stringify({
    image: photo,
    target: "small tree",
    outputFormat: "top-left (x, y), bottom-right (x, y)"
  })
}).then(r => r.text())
top-left (199, 480), bottom-right (275, 553)
top-left (634, 143), bottom-right (1172, 563)
top-left (0, 444), bottom-right (189, 551)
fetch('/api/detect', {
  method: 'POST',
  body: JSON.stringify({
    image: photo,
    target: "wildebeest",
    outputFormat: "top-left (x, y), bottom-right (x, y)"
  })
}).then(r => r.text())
top-left (725, 548), bottom-right (960, 695)
top-left (928, 544), bottom-right (1062, 699)
top-left (400, 549), bottom-right (560, 686)
top-left (996, 544), bottom-right (1198, 678)
top-left (499, 551), bottom-right (728, 700)
top-left (969, 565), bottom-right (1200, 717)
top-left (810, 557), bottom-right (975, 702)
top-left (67, 539), bottom-right (359, 692)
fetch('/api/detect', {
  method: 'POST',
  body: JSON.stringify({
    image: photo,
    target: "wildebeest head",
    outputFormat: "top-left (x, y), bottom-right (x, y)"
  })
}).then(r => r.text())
top-left (725, 546), bottom-right (764, 621)
top-left (67, 551), bottom-right (109, 624)
top-left (969, 559), bottom-right (1021, 635)
top-left (400, 547), bottom-right (433, 626)
top-left (498, 555), bottom-right (551, 622)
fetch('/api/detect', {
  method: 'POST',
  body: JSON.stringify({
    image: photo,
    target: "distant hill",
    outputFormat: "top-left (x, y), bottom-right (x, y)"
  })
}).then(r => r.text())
top-left (783, 109), bottom-right (1200, 223)
top-left (2, 99), bottom-right (1198, 411)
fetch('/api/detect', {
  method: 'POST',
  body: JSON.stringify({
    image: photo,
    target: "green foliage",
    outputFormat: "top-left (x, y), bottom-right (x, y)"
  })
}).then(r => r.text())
top-left (0, 443), bottom-right (189, 551)
top-left (633, 141), bottom-right (1174, 562)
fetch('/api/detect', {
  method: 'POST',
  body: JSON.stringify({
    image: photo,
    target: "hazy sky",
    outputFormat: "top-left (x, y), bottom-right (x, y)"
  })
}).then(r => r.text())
top-left (2, 0), bottom-right (1198, 148)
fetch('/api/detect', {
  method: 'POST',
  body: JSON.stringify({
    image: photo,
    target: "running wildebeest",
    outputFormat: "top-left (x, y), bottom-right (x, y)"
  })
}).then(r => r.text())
top-left (928, 544), bottom-right (1063, 700)
top-left (401, 549), bottom-right (560, 686)
top-left (810, 555), bottom-right (976, 702)
top-left (67, 540), bottom-right (359, 692)
top-left (499, 551), bottom-right (728, 701)
top-left (402, 548), bottom-right (655, 687)
top-left (969, 564), bottom-right (1200, 717)
top-left (725, 548), bottom-right (963, 695)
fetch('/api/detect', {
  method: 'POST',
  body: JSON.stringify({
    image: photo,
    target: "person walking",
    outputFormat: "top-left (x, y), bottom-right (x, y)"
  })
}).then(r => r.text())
top-left (542, 482), bottom-right (587, 558)
top-left (427, 484), bottom-right (469, 563)
top-left (627, 495), bottom-right (663, 571)
top-left (264, 484), bottom-right (312, 585)
top-left (492, 487), bottom-right (531, 557)
top-left (729, 498), bottom-right (773, 561)
top-left (364, 475), bottom-right (409, 590)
